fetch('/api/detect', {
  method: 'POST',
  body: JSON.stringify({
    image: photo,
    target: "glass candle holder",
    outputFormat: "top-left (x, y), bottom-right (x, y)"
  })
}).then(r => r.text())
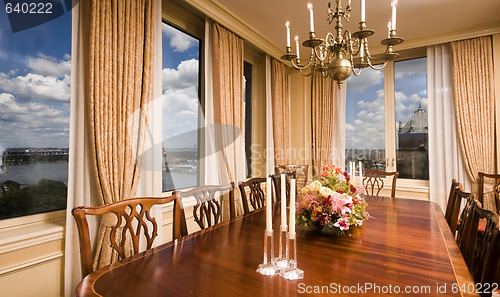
top-left (256, 229), bottom-right (278, 275)
top-left (273, 225), bottom-right (288, 270)
top-left (279, 232), bottom-right (304, 280)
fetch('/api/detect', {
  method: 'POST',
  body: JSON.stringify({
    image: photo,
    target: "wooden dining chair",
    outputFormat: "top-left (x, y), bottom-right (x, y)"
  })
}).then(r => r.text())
top-left (275, 164), bottom-right (308, 189)
top-left (362, 170), bottom-right (399, 198)
top-left (456, 190), bottom-right (480, 254)
top-left (457, 198), bottom-right (499, 285)
top-left (175, 183), bottom-right (235, 237)
top-left (238, 177), bottom-right (267, 214)
top-left (72, 195), bottom-right (182, 278)
top-left (270, 172), bottom-right (296, 204)
top-left (444, 179), bottom-right (463, 233)
top-left (478, 172), bottom-right (500, 212)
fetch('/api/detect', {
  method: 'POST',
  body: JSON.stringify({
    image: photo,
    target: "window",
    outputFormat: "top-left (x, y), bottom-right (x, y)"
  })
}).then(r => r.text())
top-left (346, 56), bottom-right (428, 181)
top-left (0, 10), bottom-right (71, 220)
top-left (161, 22), bottom-right (201, 192)
top-left (345, 67), bottom-right (385, 171)
top-left (394, 58), bottom-right (428, 180)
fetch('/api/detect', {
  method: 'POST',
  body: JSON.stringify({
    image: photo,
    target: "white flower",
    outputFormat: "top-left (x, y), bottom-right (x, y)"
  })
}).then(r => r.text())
top-left (319, 186), bottom-right (335, 198)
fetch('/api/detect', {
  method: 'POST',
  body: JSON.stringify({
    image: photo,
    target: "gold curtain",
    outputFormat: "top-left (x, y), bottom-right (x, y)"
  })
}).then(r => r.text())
top-left (271, 59), bottom-right (290, 166)
top-left (450, 36), bottom-right (495, 184)
top-left (311, 72), bottom-right (337, 177)
top-left (85, 0), bottom-right (155, 270)
top-left (211, 23), bottom-right (244, 217)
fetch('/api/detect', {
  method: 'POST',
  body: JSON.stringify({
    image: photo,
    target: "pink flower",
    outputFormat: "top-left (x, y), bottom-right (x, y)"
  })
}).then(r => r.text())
top-left (321, 164), bottom-right (330, 169)
top-left (334, 218), bottom-right (350, 231)
top-left (356, 185), bottom-right (366, 195)
top-left (335, 167), bottom-right (342, 173)
top-left (321, 171), bottom-right (329, 177)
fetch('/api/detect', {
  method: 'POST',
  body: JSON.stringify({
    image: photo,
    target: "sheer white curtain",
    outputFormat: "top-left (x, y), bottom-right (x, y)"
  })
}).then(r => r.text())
top-left (265, 55), bottom-right (275, 176)
top-left (428, 44), bottom-right (471, 212)
top-left (64, 3), bottom-right (98, 295)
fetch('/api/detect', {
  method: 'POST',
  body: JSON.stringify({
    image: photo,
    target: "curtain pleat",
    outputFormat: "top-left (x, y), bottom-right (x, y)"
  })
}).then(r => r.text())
top-left (211, 23), bottom-right (245, 217)
top-left (271, 59), bottom-right (290, 166)
top-left (86, 0), bottom-right (155, 271)
top-left (450, 36), bottom-right (496, 209)
top-left (311, 72), bottom-right (337, 177)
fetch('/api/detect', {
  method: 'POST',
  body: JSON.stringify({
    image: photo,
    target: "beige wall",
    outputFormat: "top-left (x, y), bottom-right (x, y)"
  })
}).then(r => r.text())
top-left (494, 34), bottom-right (500, 172)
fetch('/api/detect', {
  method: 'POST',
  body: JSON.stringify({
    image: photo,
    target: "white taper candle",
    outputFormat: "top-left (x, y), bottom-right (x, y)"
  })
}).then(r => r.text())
top-left (295, 36), bottom-right (300, 59)
top-left (307, 3), bottom-right (314, 32)
top-left (359, 161), bottom-right (363, 184)
top-left (391, 0), bottom-right (398, 30)
top-left (266, 176), bottom-right (272, 232)
top-left (289, 179), bottom-right (296, 234)
top-left (361, 0), bottom-right (365, 22)
top-left (286, 21), bottom-right (291, 48)
top-left (281, 173), bottom-right (287, 226)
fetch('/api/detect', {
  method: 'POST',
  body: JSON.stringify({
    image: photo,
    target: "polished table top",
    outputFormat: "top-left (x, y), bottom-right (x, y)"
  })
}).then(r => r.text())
top-left (76, 196), bottom-right (478, 297)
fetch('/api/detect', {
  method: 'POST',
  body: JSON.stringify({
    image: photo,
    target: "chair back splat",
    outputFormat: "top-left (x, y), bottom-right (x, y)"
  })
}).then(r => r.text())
top-left (72, 195), bottom-right (181, 278)
top-left (175, 183), bottom-right (235, 237)
top-left (238, 178), bottom-right (267, 214)
top-left (362, 170), bottom-right (399, 198)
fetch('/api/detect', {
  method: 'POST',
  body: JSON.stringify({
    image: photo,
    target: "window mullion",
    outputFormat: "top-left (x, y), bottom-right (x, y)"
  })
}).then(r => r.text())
top-left (384, 61), bottom-right (397, 172)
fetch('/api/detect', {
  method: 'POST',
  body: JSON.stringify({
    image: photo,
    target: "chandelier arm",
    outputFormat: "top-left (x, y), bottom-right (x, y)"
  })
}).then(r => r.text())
top-left (290, 49), bottom-right (315, 70)
top-left (352, 67), bottom-right (363, 76)
top-left (367, 60), bottom-right (389, 70)
top-left (299, 69), bottom-right (313, 77)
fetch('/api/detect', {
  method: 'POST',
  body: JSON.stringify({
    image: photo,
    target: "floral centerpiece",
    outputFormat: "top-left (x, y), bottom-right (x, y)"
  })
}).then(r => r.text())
top-left (296, 164), bottom-right (369, 236)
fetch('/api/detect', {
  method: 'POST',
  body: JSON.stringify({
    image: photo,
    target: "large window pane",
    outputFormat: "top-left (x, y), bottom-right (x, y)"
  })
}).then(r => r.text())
top-left (0, 12), bottom-right (71, 219)
top-left (345, 67), bottom-right (385, 172)
top-left (161, 23), bottom-right (201, 192)
top-left (395, 58), bottom-right (428, 180)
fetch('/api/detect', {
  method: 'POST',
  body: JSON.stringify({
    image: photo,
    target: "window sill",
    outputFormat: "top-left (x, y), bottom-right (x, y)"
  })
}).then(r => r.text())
top-left (0, 210), bottom-right (66, 276)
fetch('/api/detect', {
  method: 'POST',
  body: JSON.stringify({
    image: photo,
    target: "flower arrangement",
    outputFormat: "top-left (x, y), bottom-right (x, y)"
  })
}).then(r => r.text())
top-left (296, 164), bottom-right (369, 236)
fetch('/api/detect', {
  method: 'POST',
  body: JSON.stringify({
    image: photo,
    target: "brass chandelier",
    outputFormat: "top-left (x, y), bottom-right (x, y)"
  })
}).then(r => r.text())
top-left (281, 0), bottom-right (404, 88)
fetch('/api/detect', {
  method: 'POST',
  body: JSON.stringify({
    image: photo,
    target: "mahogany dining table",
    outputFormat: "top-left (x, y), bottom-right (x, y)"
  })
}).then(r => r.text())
top-left (75, 196), bottom-right (479, 297)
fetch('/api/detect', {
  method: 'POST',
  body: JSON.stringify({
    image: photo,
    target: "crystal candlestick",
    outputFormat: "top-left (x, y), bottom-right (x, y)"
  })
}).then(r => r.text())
top-left (256, 230), bottom-right (278, 275)
top-left (279, 232), bottom-right (304, 280)
top-left (273, 225), bottom-right (288, 270)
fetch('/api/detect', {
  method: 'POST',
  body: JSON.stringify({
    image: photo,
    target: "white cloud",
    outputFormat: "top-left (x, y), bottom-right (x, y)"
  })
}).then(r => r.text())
top-left (0, 93), bottom-right (69, 147)
top-left (162, 25), bottom-right (198, 52)
top-left (346, 68), bottom-right (383, 92)
top-left (162, 59), bottom-right (199, 91)
top-left (162, 86), bottom-right (199, 117)
top-left (346, 90), bottom-right (385, 149)
top-left (0, 72), bottom-right (70, 102)
top-left (27, 53), bottom-right (71, 77)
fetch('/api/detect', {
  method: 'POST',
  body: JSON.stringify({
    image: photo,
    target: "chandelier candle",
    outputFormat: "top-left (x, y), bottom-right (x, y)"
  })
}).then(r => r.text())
top-left (256, 177), bottom-right (277, 276)
top-left (295, 36), bottom-right (300, 59)
top-left (360, 0), bottom-right (365, 22)
top-left (286, 22), bottom-right (291, 47)
top-left (281, 0), bottom-right (404, 87)
top-left (307, 3), bottom-right (314, 32)
top-left (391, 0), bottom-right (398, 30)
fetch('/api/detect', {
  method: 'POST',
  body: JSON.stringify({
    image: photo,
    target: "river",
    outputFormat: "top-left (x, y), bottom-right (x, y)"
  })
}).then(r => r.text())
top-left (0, 162), bottom-right (197, 191)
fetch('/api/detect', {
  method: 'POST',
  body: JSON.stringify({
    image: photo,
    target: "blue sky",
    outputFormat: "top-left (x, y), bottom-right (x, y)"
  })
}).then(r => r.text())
top-left (346, 58), bottom-right (427, 150)
top-left (0, 8), bottom-right (71, 150)
top-left (161, 22), bottom-right (200, 149)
